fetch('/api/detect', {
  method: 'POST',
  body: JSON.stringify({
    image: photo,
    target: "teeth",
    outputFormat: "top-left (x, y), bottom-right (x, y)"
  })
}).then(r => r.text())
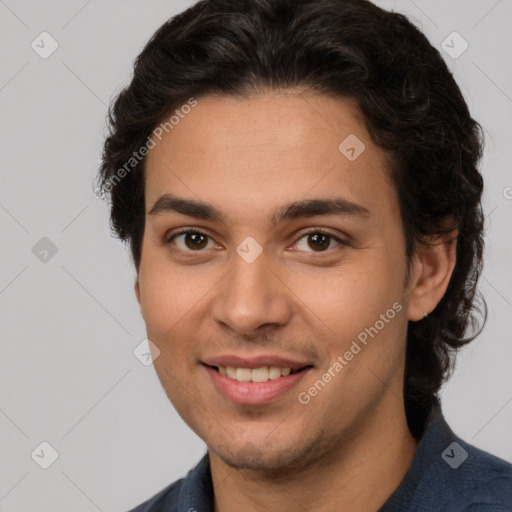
top-left (268, 367), bottom-right (282, 380)
top-left (251, 367), bottom-right (269, 382)
top-left (218, 366), bottom-right (296, 382)
top-left (235, 368), bottom-right (252, 382)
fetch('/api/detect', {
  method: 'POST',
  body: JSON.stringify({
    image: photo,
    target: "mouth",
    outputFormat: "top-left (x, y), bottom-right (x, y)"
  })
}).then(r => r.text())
top-left (206, 364), bottom-right (312, 383)
top-left (202, 361), bottom-right (314, 405)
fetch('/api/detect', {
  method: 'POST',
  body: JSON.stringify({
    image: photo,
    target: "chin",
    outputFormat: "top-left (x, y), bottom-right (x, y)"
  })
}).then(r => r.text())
top-left (210, 434), bottom-right (323, 473)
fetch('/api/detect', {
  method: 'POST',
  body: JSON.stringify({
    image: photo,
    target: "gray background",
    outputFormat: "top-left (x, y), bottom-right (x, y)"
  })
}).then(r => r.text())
top-left (0, 0), bottom-right (511, 510)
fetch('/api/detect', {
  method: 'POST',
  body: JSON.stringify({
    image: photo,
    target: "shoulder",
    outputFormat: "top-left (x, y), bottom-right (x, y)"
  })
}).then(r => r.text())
top-left (126, 477), bottom-right (184, 512)
top-left (381, 405), bottom-right (512, 512)
top-left (417, 410), bottom-right (512, 511)
top-left (450, 439), bottom-right (512, 511)
top-left (125, 453), bottom-right (212, 512)
top-left (422, 405), bottom-right (512, 510)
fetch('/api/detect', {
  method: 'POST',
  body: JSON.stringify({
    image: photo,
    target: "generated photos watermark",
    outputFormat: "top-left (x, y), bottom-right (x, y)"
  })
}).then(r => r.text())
top-left (93, 97), bottom-right (198, 200)
top-left (298, 301), bottom-right (403, 405)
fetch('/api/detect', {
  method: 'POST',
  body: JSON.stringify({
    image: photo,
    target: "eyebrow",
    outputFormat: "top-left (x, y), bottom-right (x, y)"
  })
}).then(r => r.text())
top-left (148, 193), bottom-right (370, 224)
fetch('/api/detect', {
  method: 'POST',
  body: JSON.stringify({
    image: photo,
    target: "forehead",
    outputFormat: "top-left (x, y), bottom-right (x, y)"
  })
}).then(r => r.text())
top-left (143, 91), bottom-right (396, 224)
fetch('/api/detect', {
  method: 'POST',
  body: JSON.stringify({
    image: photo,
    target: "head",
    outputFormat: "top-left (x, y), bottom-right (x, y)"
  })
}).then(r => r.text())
top-left (97, 0), bottom-right (486, 469)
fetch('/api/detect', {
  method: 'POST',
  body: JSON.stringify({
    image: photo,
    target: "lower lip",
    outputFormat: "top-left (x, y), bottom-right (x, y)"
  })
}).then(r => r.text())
top-left (203, 364), bottom-right (312, 406)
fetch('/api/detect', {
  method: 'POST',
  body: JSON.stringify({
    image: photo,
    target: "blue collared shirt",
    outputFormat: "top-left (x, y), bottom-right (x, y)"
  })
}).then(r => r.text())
top-left (128, 405), bottom-right (512, 511)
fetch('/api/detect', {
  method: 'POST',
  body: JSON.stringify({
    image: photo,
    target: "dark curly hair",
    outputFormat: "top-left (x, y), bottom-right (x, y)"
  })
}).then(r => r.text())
top-left (96, 0), bottom-right (486, 437)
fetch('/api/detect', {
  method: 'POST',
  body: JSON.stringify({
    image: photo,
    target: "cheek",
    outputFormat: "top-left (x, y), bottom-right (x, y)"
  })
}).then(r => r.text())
top-left (288, 261), bottom-right (407, 380)
top-left (137, 253), bottom-right (220, 374)
top-left (138, 253), bottom-right (204, 337)
top-left (291, 265), bottom-right (398, 328)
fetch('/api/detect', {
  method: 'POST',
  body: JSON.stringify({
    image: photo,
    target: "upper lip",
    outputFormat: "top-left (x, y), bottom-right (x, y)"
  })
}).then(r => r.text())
top-left (202, 354), bottom-right (312, 370)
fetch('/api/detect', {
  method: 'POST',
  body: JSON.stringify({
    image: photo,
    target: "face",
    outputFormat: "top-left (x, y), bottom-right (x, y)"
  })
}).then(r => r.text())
top-left (135, 90), bottom-right (416, 471)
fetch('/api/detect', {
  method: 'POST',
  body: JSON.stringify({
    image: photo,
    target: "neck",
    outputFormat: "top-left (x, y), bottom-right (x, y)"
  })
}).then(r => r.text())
top-left (210, 393), bottom-right (418, 512)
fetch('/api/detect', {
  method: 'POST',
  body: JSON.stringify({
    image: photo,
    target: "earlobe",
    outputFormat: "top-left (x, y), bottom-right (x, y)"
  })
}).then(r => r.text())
top-left (406, 230), bottom-right (457, 322)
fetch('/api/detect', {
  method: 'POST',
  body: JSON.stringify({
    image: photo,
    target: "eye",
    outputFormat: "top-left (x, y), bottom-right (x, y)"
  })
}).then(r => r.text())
top-left (167, 230), bottom-right (216, 251)
top-left (292, 230), bottom-right (346, 253)
top-left (166, 228), bottom-right (348, 255)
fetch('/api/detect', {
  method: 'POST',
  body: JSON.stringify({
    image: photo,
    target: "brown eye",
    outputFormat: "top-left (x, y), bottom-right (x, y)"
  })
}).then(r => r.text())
top-left (169, 231), bottom-right (214, 251)
top-left (294, 231), bottom-right (344, 253)
top-left (184, 232), bottom-right (208, 250)
top-left (308, 233), bottom-right (330, 251)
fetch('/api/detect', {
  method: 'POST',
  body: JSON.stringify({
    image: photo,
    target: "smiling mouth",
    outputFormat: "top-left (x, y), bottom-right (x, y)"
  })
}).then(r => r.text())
top-left (207, 364), bottom-right (313, 383)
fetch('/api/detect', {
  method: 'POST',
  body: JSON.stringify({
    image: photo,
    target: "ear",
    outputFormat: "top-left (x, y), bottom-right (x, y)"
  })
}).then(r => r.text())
top-left (406, 229), bottom-right (457, 322)
top-left (134, 277), bottom-right (143, 318)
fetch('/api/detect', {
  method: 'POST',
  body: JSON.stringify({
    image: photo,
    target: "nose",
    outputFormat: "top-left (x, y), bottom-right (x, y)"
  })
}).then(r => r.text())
top-left (210, 249), bottom-right (292, 338)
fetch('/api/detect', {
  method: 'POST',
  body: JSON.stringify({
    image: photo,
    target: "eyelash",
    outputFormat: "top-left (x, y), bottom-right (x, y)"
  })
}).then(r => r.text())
top-left (165, 228), bottom-right (349, 255)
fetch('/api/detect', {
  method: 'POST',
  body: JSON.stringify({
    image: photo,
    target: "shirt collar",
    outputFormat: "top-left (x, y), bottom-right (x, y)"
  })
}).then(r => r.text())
top-left (176, 451), bottom-right (213, 512)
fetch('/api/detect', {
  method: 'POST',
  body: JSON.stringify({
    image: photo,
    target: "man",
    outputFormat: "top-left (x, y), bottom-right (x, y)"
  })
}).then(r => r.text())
top-left (96, 0), bottom-right (512, 510)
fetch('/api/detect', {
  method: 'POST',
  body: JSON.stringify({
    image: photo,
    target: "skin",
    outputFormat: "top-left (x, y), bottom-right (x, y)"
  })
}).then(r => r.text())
top-left (134, 89), bottom-right (457, 512)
